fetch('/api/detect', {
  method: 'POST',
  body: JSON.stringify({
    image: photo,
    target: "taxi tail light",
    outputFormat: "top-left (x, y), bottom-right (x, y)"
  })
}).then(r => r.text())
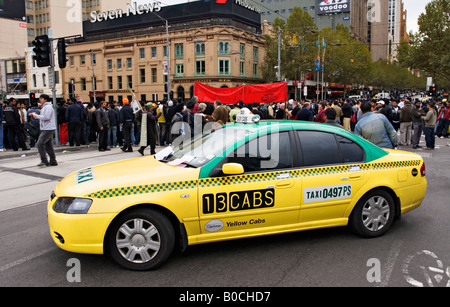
top-left (420, 162), bottom-right (426, 177)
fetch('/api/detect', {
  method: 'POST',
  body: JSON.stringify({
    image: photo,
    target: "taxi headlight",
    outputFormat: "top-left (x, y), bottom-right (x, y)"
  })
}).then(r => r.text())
top-left (53, 197), bottom-right (93, 214)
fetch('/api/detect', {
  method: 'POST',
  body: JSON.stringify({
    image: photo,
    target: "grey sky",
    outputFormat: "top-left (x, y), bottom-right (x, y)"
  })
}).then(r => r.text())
top-left (403, 0), bottom-right (433, 33)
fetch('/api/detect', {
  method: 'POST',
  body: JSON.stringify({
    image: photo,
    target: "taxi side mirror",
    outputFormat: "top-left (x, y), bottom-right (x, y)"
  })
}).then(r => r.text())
top-left (222, 163), bottom-right (244, 175)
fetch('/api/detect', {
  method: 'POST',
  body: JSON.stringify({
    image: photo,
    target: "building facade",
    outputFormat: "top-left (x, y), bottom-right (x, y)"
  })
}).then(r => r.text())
top-left (63, 0), bottom-right (266, 103)
top-left (251, 0), bottom-right (394, 62)
top-left (388, 0), bottom-right (408, 61)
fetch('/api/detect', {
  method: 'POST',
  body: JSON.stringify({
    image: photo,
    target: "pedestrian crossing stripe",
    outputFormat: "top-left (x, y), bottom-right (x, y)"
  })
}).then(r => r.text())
top-left (85, 160), bottom-right (421, 199)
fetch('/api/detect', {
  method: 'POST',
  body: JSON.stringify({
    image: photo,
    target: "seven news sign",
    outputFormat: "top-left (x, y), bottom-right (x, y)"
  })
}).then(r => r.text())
top-left (316, 0), bottom-right (351, 15)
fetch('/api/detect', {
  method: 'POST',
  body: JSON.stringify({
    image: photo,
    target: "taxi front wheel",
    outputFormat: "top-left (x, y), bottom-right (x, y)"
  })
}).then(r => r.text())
top-left (349, 189), bottom-right (395, 238)
top-left (107, 208), bottom-right (175, 271)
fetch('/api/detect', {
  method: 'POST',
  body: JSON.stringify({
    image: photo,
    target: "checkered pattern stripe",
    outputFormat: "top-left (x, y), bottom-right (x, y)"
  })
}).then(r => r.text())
top-left (86, 180), bottom-right (197, 199)
top-left (371, 160), bottom-right (421, 169)
top-left (199, 172), bottom-right (278, 187)
top-left (85, 160), bottom-right (421, 199)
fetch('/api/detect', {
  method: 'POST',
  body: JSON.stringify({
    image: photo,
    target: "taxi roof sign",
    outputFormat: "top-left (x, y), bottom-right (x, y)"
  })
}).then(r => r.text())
top-left (235, 108), bottom-right (260, 124)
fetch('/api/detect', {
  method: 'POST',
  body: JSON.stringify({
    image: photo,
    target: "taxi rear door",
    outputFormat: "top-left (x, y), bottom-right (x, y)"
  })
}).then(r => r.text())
top-left (198, 131), bottom-right (302, 237)
top-left (296, 130), bottom-right (369, 224)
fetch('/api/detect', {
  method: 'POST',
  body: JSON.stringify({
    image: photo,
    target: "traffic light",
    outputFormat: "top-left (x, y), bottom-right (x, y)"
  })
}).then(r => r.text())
top-left (164, 83), bottom-right (168, 93)
top-left (57, 38), bottom-right (69, 69)
top-left (32, 35), bottom-right (51, 67)
top-left (29, 92), bottom-right (36, 104)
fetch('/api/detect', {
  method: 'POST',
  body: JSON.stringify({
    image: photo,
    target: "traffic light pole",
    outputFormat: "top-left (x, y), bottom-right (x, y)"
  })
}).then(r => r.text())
top-left (48, 33), bottom-right (60, 146)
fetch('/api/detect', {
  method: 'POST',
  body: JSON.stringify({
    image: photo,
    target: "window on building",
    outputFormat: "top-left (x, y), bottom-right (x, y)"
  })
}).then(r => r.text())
top-left (175, 43), bottom-right (183, 59)
top-left (253, 47), bottom-right (258, 61)
top-left (253, 63), bottom-right (258, 77)
top-left (81, 78), bottom-right (86, 91)
top-left (107, 59), bottom-right (112, 70)
top-left (108, 76), bottom-right (113, 90)
top-left (151, 47), bottom-right (157, 58)
top-left (195, 43), bottom-right (205, 57)
top-left (117, 59), bottom-right (122, 70)
top-left (151, 68), bottom-right (157, 83)
top-left (175, 64), bottom-right (184, 77)
top-left (140, 68), bottom-right (146, 84)
top-left (195, 60), bottom-right (205, 76)
top-left (218, 59), bottom-right (230, 76)
top-left (218, 41), bottom-right (230, 55)
top-left (240, 61), bottom-right (245, 76)
top-left (117, 76), bottom-right (122, 90)
top-left (127, 75), bottom-right (132, 89)
top-left (139, 48), bottom-right (145, 59)
top-left (127, 58), bottom-right (132, 69)
top-left (80, 55), bottom-right (86, 65)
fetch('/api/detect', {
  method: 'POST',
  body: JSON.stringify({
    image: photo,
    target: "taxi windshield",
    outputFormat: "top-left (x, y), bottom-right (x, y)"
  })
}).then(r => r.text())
top-left (156, 127), bottom-right (250, 168)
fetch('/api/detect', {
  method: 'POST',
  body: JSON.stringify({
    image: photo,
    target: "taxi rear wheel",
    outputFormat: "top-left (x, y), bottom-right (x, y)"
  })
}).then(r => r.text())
top-left (107, 208), bottom-right (175, 270)
top-left (349, 189), bottom-right (395, 238)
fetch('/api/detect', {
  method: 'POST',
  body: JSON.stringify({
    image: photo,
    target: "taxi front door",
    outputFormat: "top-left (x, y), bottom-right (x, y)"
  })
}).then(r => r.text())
top-left (198, 131), bottom-right (301, 237)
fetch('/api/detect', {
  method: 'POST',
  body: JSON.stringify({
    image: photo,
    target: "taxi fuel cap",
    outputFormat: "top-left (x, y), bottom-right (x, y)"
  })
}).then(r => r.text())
top-left (235, 108), bottom-right (260, 124)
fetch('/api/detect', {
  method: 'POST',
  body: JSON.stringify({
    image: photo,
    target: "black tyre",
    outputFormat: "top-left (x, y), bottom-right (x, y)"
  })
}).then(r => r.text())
top-left (107, 208), bottom-right (175, 270)
top-left (349, 189), bottom-right (395, 238)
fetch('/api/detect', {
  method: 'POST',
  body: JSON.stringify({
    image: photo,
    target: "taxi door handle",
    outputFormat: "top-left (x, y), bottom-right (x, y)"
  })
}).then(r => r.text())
top-left (349, 173), bottom-right (363, 180)
top-left (275, 179), bottom-right (294, 188)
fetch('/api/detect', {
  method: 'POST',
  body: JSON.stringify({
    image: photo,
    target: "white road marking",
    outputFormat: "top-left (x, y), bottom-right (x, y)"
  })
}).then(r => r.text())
top-left (379, 241), bottom-right (402, 287)
top-left (0, 248), bottom-right (54, 273)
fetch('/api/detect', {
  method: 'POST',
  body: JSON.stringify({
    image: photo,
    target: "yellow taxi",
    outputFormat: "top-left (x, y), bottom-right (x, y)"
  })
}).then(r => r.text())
top-left (48, 109), bottom-right (427, 270)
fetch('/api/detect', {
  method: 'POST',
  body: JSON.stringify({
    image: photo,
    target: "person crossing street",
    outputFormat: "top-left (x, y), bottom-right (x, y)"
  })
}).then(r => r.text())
top-left (29, 94), bottom-right (57, 167)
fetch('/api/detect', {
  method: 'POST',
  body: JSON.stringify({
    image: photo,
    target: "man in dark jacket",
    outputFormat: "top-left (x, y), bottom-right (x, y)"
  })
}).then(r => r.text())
top-left (65, 97), bottom-right (84, 146)
top-left (297, 102), bottom-right (314, 121)
top-left (119, 98), bottom-right (134, 152)
top-left (341, 99), bottom-right (353, 131)
top-left (399, 100), bottom-right (413, 146)
top-left (108, 103), bottom-right (119, 147)
top-left (3, 98), bottom-right (29, 151)
top-left (95, 100), bottom-right (110, 152)
top-left (138, 103), bottom-right (162, 156)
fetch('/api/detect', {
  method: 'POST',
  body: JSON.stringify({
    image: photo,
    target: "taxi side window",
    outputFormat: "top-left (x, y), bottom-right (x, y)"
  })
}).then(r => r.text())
top-left (336, 135), bottom-right (365, 163)
top-left (297, 131), bottom-right (341, 166)
top-left (297, 131), bottom-right (365, 166)
top-left (210, 132), bottom-right (293, 176)
top-left (229, 132), bottom-right (292, 172)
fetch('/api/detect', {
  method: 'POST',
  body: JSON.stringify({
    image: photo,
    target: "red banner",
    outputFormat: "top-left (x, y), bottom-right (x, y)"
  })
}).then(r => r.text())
top-left (193, 82), bottom-right (287, 105)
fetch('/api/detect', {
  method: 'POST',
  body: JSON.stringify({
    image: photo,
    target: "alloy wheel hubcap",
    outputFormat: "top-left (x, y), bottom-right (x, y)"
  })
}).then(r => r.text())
top-left (116, 218), bottom-right (161, 263)
top-left (361, 196), bottom-right (390, 232)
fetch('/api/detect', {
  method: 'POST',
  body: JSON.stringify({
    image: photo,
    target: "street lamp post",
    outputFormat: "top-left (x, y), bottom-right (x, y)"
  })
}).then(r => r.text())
top-left (152, 13), bottom-right (171, 100)
top-left (88, 49), bottom-right (96, 103)
top-left (165, 19), bottom-right (170, 100)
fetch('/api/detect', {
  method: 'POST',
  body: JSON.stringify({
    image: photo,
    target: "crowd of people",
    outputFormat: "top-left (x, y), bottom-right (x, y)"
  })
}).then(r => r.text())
top-left (1, 93), bottom-right (449, 165)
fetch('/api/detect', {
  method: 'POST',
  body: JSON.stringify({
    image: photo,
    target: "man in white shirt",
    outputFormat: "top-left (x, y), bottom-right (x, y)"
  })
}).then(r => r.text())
top-left (30, 94), bottom-right (58, 167)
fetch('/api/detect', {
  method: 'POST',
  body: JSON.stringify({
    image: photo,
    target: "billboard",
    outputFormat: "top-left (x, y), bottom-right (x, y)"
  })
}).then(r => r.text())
top-left (316, 0), bottom-right (351, 15)
top-left (0, 0), bottom-right (25, 21)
